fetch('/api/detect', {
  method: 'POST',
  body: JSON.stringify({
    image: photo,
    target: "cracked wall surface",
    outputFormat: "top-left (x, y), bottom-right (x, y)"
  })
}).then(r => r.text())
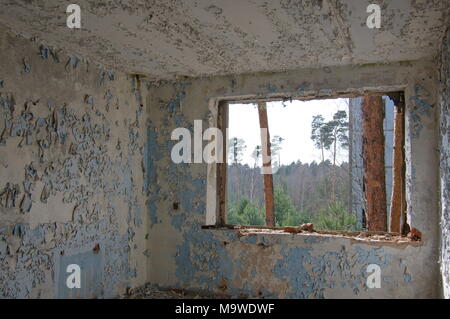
top-left (0, 25), bottom-right (147, 298)
top-left (440, 26), bottom-right (450, 299)
top-left (0, 0), bottom-right (447, 79)
top-left (145, 59), bottom-right (442, 298)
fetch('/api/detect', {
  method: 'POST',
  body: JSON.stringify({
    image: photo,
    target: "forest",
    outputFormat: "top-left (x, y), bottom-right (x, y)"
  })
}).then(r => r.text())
top-left (226, 108), bottom-right (361, 231)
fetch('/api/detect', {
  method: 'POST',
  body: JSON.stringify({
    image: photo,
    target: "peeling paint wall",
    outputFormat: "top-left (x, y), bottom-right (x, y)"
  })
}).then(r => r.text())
top-left (0, 15), bottom-right (445, 299)
top-left (0, 1), bottom-right (447, 79)
top-left (0, 26), bottom-right (147, 298)
top-left (439, 26), bottom-right (450, 299)
top-left (146, 60), bottom-right (441, 298)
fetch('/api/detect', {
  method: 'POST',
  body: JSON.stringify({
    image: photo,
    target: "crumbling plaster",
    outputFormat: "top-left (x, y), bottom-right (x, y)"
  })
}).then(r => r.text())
top-left (0, 25), bottom-right (148, 298)
top-left (0, 0), bottom-right (447, 79)
top-left (439, 26), bottom-right (450, 299)
top-left (145, 59), bottom-right (442, 298)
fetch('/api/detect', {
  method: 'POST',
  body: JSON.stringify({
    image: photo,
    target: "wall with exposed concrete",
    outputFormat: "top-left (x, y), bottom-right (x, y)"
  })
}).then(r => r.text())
top-left (0, 26), bottom-right (148, 298)
top-left (145, 60), bottom-right (442, 298)
top-left (439, 26), bottom-right (450, 299)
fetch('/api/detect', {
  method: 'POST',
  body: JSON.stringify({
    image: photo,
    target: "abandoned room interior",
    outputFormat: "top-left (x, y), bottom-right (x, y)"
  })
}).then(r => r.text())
top-left (0, 0), bottom-right (449, 299)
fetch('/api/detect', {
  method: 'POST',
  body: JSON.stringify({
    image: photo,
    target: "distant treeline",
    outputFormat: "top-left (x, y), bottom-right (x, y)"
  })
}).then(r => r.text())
top-left (227, 160), bottom-right (359, 230)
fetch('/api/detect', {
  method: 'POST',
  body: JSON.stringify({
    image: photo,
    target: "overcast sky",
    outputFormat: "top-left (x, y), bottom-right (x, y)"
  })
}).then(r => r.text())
top-left (228, 98), bottom-right (349, 166)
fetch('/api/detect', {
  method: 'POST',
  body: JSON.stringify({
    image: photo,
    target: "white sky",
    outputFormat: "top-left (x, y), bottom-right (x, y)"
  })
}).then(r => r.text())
top-left (228, 98), bottom-right (349, 166)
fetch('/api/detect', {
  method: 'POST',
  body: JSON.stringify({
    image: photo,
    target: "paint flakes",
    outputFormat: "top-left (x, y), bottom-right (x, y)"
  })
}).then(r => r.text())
top-left (21, 57), bottom-right (31, 74)
top-left (0, 183), bottom-right (20, 208)
top-left (410, 84), bottom-right (433, 138)
top-left (65, 55), bottom-right (80, 71)
top-left (84, 95), bottom-right (94, 106)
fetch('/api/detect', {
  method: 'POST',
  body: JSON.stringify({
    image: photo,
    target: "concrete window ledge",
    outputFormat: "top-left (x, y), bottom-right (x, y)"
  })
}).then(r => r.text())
top-left (202, 225), bottom-right (422, 247)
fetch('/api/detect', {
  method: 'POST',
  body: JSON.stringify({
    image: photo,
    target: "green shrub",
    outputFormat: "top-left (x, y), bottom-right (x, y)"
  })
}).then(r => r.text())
top-left (313, 201), bottom-right (359, 231)
top-left (227, 198), bottom-right (265, 226)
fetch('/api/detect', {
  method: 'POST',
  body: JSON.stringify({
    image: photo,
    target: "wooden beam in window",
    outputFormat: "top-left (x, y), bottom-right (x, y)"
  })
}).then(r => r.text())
top-left (217, 101), bottom-right (228, 225)
top-left (388, 93), bottom-right (405, 233)
top-left (362, 95), bottom-right (387, 231)
top-left (257, 102), bottom-right (275, 227)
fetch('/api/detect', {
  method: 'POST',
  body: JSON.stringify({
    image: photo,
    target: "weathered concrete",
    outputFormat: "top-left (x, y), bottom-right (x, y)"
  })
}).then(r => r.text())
top-left (0, 0), bottom-right (447, 79)
top-left (439, 26), bottom-right (450, 299)
top-left (0, 25), bottom-right (147, 298)
top-left (145, 60), bottom-right (442, 298)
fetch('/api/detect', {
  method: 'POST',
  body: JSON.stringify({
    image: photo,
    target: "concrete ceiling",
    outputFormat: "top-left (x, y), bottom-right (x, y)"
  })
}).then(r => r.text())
top-left (0, 0), bottom-right (448, 80)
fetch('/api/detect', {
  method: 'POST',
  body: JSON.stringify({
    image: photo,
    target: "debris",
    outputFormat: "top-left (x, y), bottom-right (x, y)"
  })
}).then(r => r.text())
top-left (407, 228), bottom-right (422, 241)
top-left (282, 227), bottom-right (298, 233)
top-left (299, 223), bottom-right (314, 231)
top-left (121, 284), bottom-right (229, 299)
top-left (283, 223), bottom-right (314, 233)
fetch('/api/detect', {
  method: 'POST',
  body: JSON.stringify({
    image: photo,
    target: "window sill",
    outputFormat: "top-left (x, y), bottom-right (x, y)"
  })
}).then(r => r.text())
top-left (201, 225), bottom-right (421, 246)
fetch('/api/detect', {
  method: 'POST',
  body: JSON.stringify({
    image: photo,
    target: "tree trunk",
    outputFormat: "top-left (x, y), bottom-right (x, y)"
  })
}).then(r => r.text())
top-left (257, 102), bottom-right (275, 227)
top-left (250, 164), bottom-right (255, 202)
top-left (300, 172), bottom-right (305, 212)
top-left (332, 131), bottom-right (337, 201)
top-left (389, 102), bottom-right (404, 233)
top-left (235, 164), bottom-right (240, 202)
top-left (362, 96), bottom-right (387, 231)
top-left (321, 144), bottom-right (325, 163)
